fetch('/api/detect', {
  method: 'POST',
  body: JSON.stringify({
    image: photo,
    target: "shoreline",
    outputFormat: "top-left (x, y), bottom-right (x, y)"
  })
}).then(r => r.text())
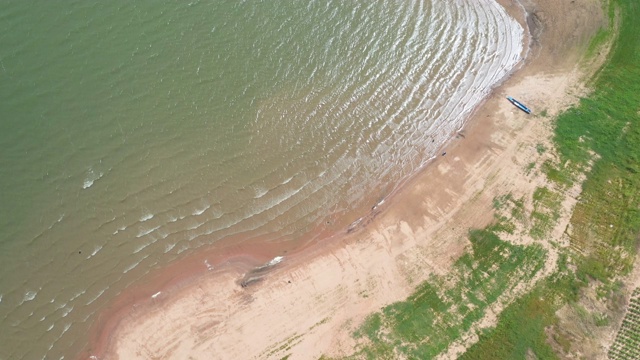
top-left (82, 0), bottom-right (607, 358)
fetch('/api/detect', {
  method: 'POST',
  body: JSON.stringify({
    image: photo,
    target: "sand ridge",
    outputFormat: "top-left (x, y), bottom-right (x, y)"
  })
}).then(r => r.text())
top-left (83, 0), bottom-right (607, 359)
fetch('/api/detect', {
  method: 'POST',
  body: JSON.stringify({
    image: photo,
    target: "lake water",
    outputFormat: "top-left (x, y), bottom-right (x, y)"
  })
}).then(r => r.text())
top-left (0, 0), bottom-right (522, 358)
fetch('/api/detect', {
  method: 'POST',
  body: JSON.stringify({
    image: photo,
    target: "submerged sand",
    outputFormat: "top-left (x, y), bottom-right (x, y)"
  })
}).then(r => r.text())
top-left (82, 0), bottom-right (607, 358)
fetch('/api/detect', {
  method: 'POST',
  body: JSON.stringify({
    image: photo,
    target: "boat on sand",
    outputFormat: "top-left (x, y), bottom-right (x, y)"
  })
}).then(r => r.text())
top-left (507, 96), bottom-right (532, 114)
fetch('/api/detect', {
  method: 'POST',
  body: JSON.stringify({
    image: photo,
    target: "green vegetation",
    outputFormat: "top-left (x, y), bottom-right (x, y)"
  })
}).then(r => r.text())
top-left (343, 228), bottom-right (546, 359)
top-left (530, 186), bottom-right (562, 240)
top-left (584, 0), bottom-right (615, 61)
top-left (525, 161), bottom-right (536, 175)
top-left (586, 27), bottom-right (612, 60)
top-left (541, 159), bottom-right (573, 186)
top-left (553, 0), bottom-right (640, 283)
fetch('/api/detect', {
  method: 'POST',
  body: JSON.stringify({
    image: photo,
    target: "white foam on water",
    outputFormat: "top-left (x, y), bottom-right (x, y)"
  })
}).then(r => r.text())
top-left (23, 290), bottom-right (37, 302)
top-left (192, 203), bottom-right (210, 216)
top-left (133, 240), bottom-right (155, 254)
top-left (177, 245), bottom-right (189, 254)
top-left (46, 323), bottom-right (54, 332)
top-left (83, 179), bottom-right (94, 189)
top-left (61, 305), bottom-right (74, 318)
top-left (187, 220), bottom-right (205, 231)
top-left (69, 290), bottom-right (86, 301)
top-left (151, 291), bottom-right (161, 299)
top-left (82, 168), bottom-right (104, 190)
top-left (139, 213), bottom-right (154, 222)
top-left (89, 245), bottom-right (103, 258)
top-left (164, 243), bottom-right (176, 253)
top-left (60, 322), bottom-right (71, 336)
top-left (253, 186), bottom-right (268, 199)
top-left (113, 225), bottom-right (127, 235)
top-left (85, 287), bottom-right (108, 306)
top-left (45, 213), bottom-right (65, 231)
top-left (136, 225), bottom-right (160, 238)
top-left (122, 254), bottom-right (149, 274)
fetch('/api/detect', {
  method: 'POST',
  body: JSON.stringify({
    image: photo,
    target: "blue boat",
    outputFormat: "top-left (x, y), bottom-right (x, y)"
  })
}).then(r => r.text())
top-left (507, 96), bottom-right (531, 114)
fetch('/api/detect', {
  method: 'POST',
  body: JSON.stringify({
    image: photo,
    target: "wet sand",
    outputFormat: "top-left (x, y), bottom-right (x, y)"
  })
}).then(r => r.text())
top-left (81, 0), bottom-right (607, 358)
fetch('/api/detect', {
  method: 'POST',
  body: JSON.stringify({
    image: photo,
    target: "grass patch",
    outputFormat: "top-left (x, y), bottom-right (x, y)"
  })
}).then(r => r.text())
top-left (585, 26), bottom-right (612, 60)
top-left (529, 186), bottom-right (562, 240)
top-left (344, 228), bottom-right (546, 359)
top-left (541, 160), bottom-right (574, 186)
top-left (525, 161), bottom-right (536, 175)
top-left (460, 285), bottom-right (560, 360)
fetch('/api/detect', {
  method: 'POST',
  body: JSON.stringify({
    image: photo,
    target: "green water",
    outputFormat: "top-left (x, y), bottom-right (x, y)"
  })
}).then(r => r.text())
top-left (0, 1), bottom-right (522, 358)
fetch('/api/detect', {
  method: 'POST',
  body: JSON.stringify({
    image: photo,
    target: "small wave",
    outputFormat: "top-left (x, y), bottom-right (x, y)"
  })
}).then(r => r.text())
top-left (82, 168), bottom-right (104, 190)
top-left (254, 186), bottom-right (268, 199)
top-left (60, 322), bottom-right (71, 336)
top-left (193, 203), bottom-right (210, 216)
top-left (23, 290), bottom-right (38, 302)
top-left (164, 243), bottom-right (176, 253)
top-left (151, 291), bottom-right (162, 299)
top-left (89, 245), bottom-right (103, 257)
top-left (45, 213), bottom-right (65, 231)
top-left (140, 213), bottom-right (154, 222)
top-left (46, 323), bottom-right (54, 332)
top-left (83, 179), bottom-right (95, 189)
top-left (177, 245), bottom-right (189, 254)
top-left (61, 305), bottom-right (74, 318)
top-left (123, 255), bottom-right (149, 274)
top-left (0, 294), bottom-right (2, 303)
top-left (69, 290), bottom-right (86, 301)
top-left (137, 225), bottom-right (160, 238)
top-left (85, 287), bottom-right (108, 306)
top-left (133, 240), bottom-right (154, 254)
top-left (187, 221), bottom-right (205, 231)
top-left (113, 225), bottom-right (127, 235)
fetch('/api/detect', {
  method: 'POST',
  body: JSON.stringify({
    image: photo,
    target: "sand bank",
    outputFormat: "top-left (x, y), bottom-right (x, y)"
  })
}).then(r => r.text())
top-left (82, 0), bottom-right (607, 358)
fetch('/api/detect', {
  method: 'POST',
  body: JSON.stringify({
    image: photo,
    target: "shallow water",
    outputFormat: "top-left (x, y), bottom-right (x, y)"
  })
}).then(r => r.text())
top-left (0, 0), bottom-right (522, 358)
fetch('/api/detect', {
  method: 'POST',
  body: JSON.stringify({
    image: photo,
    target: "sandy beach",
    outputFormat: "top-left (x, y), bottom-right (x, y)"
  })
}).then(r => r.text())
top-left (82, 0), bottom-right (608, 358)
